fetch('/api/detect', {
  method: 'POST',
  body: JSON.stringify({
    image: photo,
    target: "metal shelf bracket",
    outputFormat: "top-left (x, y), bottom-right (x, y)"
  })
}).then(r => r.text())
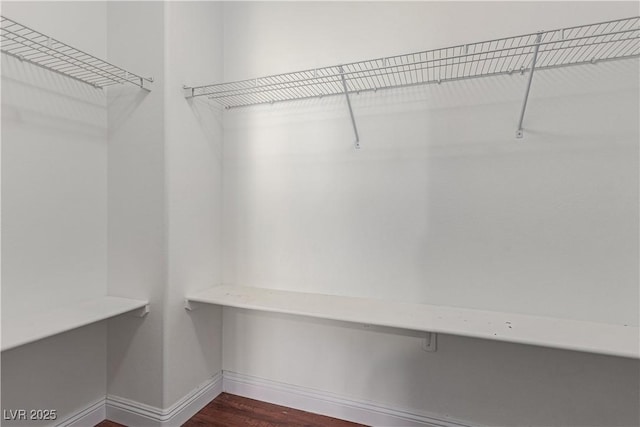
top-left (130, 304), bottom-right (151, 318)
top-left (184, 298), bottom-right (197, 311)
top-left (516, 32), bottom-right (543, 139)
top-left (339, 66), bottom-right (361, 149)
top-left (422, 332), bottom-right (437, 352)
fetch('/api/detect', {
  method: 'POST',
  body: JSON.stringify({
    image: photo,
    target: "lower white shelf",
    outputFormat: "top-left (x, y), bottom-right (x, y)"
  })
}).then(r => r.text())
top-left (186, 285), bottom-right (639, 359)
top-left (1, 296), bottom-right (149, 352)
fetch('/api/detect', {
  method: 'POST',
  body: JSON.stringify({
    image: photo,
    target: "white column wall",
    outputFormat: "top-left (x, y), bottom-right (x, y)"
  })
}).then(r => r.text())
top-left (163, 1), bottom-right (224, 408)
top-left (106, 1), bottom-right (166, 409)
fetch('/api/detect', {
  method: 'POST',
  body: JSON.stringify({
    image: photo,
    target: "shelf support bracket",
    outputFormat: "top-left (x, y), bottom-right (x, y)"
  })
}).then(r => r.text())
top-left (183, 85), bottom-right (195, 98)
top-left (184, 298), bottom-right (197, 311)
top-left (339, 67), bottom-right (360, 149)
top-left (422, 332), bottom-right (437, 352)
top-left (516, 33), bottom-right (543, 139)
top-left (130, 304), bottom-right (150, 318)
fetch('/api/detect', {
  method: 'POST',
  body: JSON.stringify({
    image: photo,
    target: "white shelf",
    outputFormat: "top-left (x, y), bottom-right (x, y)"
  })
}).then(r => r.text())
top-left (186, 285), bottom-right (639, 359)
top-left (1, 296), bottom-right (149, 352)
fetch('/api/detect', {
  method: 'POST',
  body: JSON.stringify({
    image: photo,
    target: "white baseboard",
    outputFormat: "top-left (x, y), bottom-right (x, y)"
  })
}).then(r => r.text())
top-left (56, 398), bottom-right (106, 427)
top-left (105, 372), bottom-right (223, 427)
top-left (51, 370), bottom-right (476, 427)
top-left (222, 371), bottom-right (476, 427)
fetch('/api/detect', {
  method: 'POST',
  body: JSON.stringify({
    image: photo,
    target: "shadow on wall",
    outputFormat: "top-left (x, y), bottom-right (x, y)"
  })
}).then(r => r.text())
top-left (1, 324), bottom-right (108, 427)
top-left (1, 54), bottom-right (107, 139)
top-left (386, 334), bottom-right (640, 426)
top-left (221, 308), bottom-right (640, 426)
top-left (106, 313), bottom-right (151, 387)
top-left (184, 303), bottom-right (223, 373)
top-left (186, 96), bottom-right (224, 153)
top-left (417, 60), bottom-right (639, 323)
top-left (106, 85), bottom-right (150, 137)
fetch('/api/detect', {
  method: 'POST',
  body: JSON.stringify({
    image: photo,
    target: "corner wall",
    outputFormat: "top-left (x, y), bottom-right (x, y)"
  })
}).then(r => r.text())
top-left (106, 0), bottom-right (166, 410)
top-left (106, 0), bottom-right (226, 415)
top-left (163, 0), bottom-right (224, 409)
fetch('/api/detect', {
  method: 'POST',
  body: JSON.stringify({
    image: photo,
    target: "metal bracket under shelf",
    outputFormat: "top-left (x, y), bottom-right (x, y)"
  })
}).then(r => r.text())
top-left (339, 66), bottom-right (361, 149)
top-left (516, 33), bottom-right (543, 139)
top-left (130, 304), bottom-right (151, 318)
top-left (422, 332), bottom-right (438, 352)
top-left (184, 299), bottom-right (198, 311)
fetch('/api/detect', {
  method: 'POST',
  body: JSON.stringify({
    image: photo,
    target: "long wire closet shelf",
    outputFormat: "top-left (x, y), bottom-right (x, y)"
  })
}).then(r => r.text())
top-left (1, 15), bottom-right (153, 90)
top-left (184, 16), bottom-right (639, 108)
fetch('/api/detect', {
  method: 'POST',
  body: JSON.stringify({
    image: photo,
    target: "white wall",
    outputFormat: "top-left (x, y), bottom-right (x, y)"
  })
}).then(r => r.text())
top-left (1, 1), bottom-right (109, 424)
top-left (2, 2), bottom-right (638, 426)
top-left (223, 0), bottom-right (639, 324)
top-left (224, 309), bottom-right (640, 427)
top-left (106, 1), bottom-right (166, 410)
top-left (1, 0), bottom-right (108, 326)
top-left (163, 0), bottom-right (224, 409)
top-left (3, 2), bottom-right (227, 420)
top-left (222, 2), bottom-right (639, 426)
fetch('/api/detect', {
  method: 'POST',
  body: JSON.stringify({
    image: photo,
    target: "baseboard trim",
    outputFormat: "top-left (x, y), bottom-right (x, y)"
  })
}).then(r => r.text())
top-left (105, 372), bottom-right (223, 427)
top-left (56, 398), bottom-right (106, 427)
top-left (51, 370), bottom-right (476, 427)
top-left (222, 371), bottom-right (476, 427)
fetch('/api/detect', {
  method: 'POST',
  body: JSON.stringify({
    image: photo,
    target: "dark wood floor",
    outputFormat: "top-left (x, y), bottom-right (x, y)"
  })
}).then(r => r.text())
top-left (95, 392), bottom-right (366, 427)
top-left (96, 422), bottom-right (124, 427)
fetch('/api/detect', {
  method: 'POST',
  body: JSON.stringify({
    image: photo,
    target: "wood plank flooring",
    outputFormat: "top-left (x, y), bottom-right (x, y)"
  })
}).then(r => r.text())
top-left (95, 392), bottom-right (367, 427)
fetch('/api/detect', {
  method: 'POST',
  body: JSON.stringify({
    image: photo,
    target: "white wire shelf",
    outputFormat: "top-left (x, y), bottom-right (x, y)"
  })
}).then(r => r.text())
top-left (1, 15), bottom-right (153, 90)
top-left (185, 16), bottom-right (639, 108)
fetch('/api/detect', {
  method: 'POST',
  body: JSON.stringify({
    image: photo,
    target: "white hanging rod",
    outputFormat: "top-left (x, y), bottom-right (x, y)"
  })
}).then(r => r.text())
top-left (0, 15), bottom-right (153, 90)
top-left (184, 16), bottom-right (639, 108)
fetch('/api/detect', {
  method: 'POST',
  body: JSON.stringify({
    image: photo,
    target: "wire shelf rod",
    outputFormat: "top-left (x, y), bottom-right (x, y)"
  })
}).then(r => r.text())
top-left (197, 37), bottom-right (638, 101)
top-left (1, 17), bottom-right (142, 82)
top-left (186, 16), bottom-right (639, 108)
top-left (206, 52), bottom-right (638, 111)
top-left (204, 37), bottom-right (637, 102)
top-left (2, 29), bottom-right (129, 86)
top-left (191, 21), bottom-right (638, 92)
top-left (1, 15), bottom-right (153, 90)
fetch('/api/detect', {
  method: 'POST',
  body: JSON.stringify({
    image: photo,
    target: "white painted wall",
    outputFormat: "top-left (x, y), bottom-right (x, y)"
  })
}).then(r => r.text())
top-left (2, 2), bottom-right (638, 426)
top-left (3, 2), bottom-right (226, 420)
top-left (222, 2), bottom-right (639, 426)
top-left (224, 309), bottom-right (640, 427)
top-left (1, 0), bottom-right (108, 327)
top-left (223, 0), bottom-right (639, 324)
top-left (106, 1), bottom-right (166, 410)
top-left (163, 0), bottom-right (224, 409)
top-left (1, 1), bottom-right (109, 424)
